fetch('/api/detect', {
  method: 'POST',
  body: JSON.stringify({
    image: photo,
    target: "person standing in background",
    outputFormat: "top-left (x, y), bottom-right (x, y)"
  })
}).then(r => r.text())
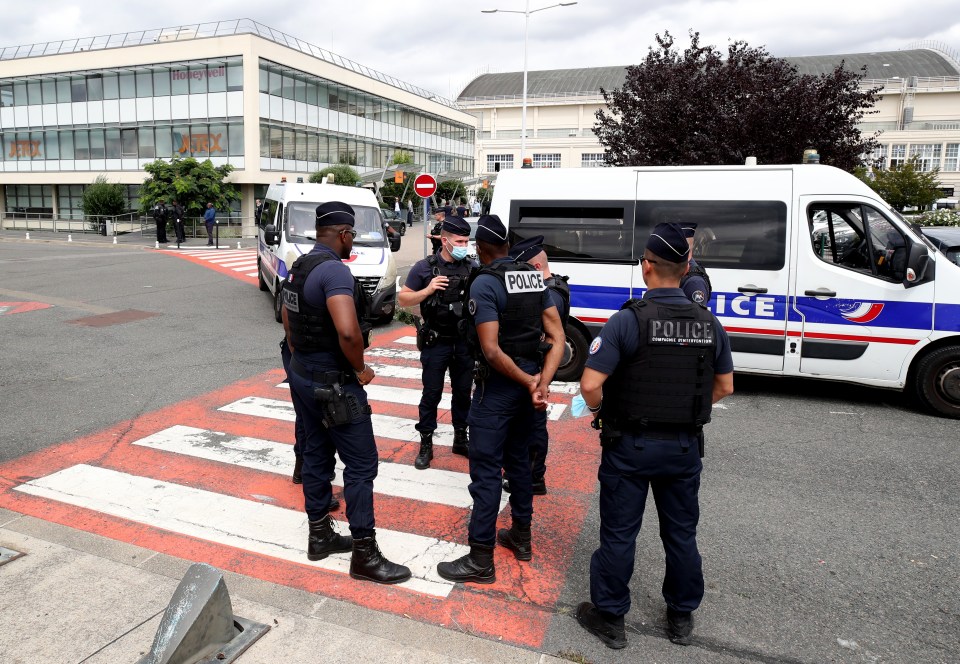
top-left (203, 202), bottom-right (217, 246)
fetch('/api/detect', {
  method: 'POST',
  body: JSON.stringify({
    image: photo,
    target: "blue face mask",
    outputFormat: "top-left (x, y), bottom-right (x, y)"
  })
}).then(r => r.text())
top-left (450, 246), bottom-right (470, 261)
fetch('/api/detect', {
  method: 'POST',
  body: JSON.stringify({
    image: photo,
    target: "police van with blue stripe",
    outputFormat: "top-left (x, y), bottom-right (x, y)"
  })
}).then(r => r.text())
top-left (489, 165), bottom-right (960, 418)
top-left (257, 180), bottom-right (401, 324)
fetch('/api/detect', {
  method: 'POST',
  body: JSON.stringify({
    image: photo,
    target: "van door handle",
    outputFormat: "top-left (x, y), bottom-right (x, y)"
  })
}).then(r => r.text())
top-left (804, 288), bottom-right (837, 298)
top-left (737, 284), bottom-right (768, 294)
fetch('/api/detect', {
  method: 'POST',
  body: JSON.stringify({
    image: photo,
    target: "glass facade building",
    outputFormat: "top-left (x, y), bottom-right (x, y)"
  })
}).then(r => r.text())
top-left (0, 21), bottom-right (476, 226)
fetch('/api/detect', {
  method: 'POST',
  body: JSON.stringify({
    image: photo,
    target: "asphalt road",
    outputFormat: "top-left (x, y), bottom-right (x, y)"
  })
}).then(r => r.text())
top-left (1, 236), bottom-right (957, 663)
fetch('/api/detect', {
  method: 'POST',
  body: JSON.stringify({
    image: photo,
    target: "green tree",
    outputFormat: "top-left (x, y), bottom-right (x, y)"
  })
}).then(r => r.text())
top-left (437, 180), bottom-right (466, 205)
top-left (80, 175), bottom-right (127, 217)
top-left (309, 164), bottom-right (361, 187)
top-left (595, 30), bottom-right (881, 171)
top-left (391, 150), bottom-right (414, 165)
top-left (139, 157), bottom-right (240, 217)
top-left (859, 156), bottom-right (941, 212)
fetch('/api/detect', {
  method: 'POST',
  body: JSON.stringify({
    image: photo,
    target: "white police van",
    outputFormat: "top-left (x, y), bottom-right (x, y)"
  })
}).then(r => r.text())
top-left (257, 181), bottom-right (400, 324)
top-left (489, 165), bottom-right (960, 418)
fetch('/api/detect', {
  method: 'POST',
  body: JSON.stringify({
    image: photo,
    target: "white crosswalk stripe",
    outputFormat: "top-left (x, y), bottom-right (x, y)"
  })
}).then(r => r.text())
top-left (15, 464), bottom-right (467, 597)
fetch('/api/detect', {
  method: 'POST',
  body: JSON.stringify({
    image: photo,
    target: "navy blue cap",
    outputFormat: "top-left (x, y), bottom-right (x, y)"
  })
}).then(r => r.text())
top-left (315, 201), bottom-right (355, 227)
top-left (509, 235), bottom-right (545, 262)
top-left (645, 222), bottom-right (689, 263)
top-left (441, 216), bottom-right (471, 236)
top-left (680, 223), bottom-right (697, 239)
top-left (475, 214), bottom-right (508, 245)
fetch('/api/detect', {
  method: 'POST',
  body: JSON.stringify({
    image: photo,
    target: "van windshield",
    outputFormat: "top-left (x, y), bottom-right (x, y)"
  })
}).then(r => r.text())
top-left (284, 203), bottom-right (386, 247)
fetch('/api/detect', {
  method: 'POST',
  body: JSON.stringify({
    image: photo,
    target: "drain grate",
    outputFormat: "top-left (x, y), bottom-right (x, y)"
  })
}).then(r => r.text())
top-left (0, 546), bottom-right (24, 567)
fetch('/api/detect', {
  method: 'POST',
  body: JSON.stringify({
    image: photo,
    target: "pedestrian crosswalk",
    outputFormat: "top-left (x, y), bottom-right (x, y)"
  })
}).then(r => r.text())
top-left (160, 248), bottom-right (259, 285)
top-left (0, 325), bottom-right (597, 647)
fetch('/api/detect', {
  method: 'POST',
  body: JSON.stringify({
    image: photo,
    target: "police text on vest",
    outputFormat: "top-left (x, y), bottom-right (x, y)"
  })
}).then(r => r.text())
top-left (504, 271), bottom-right (546, 294)
top-left (649, 319), bottom-right (715, 345)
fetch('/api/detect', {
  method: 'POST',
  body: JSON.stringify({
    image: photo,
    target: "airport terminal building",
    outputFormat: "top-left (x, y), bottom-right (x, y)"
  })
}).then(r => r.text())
top-left (0, 19), bottom-right (476, 230)
top-left (458, 45), bottom-right (960, 197)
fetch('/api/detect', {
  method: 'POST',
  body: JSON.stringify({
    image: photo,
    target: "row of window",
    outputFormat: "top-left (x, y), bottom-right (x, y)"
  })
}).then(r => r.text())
top-left (485, 152), bottom-right (607, 171)
top-left (507, 199), bottom-right (908, 284)
top-left (0, 59), bottom-right (243, 107)
top-left (258, 60), bottom-right (472, 143)
top-left (257, 123), bottom-right (471, 175)
top-left (873, 143), bottom-right (960, 171)
top-left (2, 123), bottom-right (244, 162)
top-left (4, 183), bottom-right (140, 219)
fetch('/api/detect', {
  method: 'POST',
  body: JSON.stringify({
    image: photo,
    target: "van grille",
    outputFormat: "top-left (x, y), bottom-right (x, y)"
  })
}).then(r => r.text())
top-left (356, 276), bottom-right (380, 297)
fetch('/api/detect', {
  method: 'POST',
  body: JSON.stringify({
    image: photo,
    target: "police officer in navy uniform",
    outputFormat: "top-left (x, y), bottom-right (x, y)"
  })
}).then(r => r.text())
top-left (679, 223), bottom-right (712, 305)
top-left (282, 201), bottom-right (411, 585)
top-left (436, 215), bottom-right (565, 583)
top-left (575, 222), bottom-right (734, 648)
top-left (501, 235), bottom-right (570, 496)
top-left (397, 215), bottom-right (477, 469)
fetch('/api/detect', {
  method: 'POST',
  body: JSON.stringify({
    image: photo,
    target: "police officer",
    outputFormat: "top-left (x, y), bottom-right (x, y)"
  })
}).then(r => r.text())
top-left (152, 200), bottom-right (169, 244)
top-left (397, 215), bottom-right (476, 469)
top-left (502, 235), bottom-right (570, 496)
top-left (282, 201), bottom-right (411, 585)
top-left (679, 223), bottom-right (712, 305)
top-left (574, 222), bottom-right (734, 648)
top-left (171, 200), bottom-right (186, 244)
top-left (427, 209), bottom-right (444, 254)
top-left (436, 215), bottom-right (565, 584)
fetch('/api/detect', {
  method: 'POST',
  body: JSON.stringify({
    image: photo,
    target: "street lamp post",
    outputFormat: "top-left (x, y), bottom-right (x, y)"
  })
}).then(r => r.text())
top-left (482, 1), bottom-right (577, 164)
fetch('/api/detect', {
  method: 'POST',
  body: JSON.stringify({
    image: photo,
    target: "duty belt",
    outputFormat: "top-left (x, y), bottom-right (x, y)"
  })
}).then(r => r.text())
top-left (290, 355), bottom-right (357, 385)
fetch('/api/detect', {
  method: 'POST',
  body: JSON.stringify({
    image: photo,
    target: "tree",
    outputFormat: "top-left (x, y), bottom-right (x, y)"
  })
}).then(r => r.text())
top-left (858, 156), bottom-right (942, 212)
top-left (594, 31), bottom-right (881, 171)
top-left (391, 150), bottom-right (413, 165)
top-left (80, 175), bottom-right (127, 217)
top-left (139, 157), bottom-right (240, 216)
top-left (437, 180), bottom-right (466, 205)
top-left (309, 164), bottom-right (361, 187)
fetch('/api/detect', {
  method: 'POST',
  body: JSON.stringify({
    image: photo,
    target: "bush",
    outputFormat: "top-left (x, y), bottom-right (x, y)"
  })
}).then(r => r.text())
top-left (81, 175), bottom-right (127, 217)
top-left (310, 164), bottom-right (361, 186)
top-left (918, 208), bottom-right (960, 227)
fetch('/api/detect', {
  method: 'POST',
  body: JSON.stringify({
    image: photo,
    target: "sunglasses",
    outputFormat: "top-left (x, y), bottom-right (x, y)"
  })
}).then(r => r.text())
top-left (639, 255), bottom-right (660, 265)
top-left (340, 229), bottom-right (358, 238)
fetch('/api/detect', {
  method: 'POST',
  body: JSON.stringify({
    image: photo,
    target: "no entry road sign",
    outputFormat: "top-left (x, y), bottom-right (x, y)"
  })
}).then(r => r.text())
top-left (414, 173), bottom-right (438, 199)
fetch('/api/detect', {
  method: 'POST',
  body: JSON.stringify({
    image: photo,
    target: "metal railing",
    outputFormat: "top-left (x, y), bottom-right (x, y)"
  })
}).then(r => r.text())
top-left (0, 19), bottom-right (456, 108)
top-left (1, 212), bottom-right (257, 238)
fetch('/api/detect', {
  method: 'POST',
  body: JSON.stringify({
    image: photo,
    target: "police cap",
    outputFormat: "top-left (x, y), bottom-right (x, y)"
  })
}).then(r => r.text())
top-left (475, 214), bottom-right (508, 245)
top-left (645, 222), bottom-right (689, 263)
top-left (509, 235), bottom-right (545, 262)
top-left (680, 223), bottom-right (697, 239)
top-left (441, 216), bottom-right (471, 236)
top-left (315, 201), bottom-right (355, 227)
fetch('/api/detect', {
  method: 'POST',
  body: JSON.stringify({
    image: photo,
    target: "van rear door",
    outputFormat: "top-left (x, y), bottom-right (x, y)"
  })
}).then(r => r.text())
top-left (793, 196), bottom-right (933, 381)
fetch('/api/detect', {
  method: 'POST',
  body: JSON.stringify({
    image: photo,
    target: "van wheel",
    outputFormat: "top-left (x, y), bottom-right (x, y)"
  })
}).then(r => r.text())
top-left (555, 324), bottom-right (589, 383)
top-left (912, 346), bottom-right (960, 419)
top-left (258, 259), bottom-right (268, 291)
top-left (273, 282), bottom-right (284, 323)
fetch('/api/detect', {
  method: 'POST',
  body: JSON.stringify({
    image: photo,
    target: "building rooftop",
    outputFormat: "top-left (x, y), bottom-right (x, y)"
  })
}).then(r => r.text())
top-left (0, 18), bottom-right (456, 108)
top-left (457, 46), bottom-right (960, 100)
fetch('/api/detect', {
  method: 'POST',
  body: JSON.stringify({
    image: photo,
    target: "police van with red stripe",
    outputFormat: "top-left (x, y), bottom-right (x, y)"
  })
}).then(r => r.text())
top-left (489, 165), bottom-right (960, 418)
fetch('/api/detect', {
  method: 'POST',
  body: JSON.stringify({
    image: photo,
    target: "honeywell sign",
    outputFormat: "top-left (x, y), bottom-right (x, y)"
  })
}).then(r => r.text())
top-left (171, 66), bottom-right (225, 81)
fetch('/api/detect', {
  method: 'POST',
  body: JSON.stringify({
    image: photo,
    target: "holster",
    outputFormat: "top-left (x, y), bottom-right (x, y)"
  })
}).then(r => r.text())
top-left (313, 384), bottom-right (370, 429)
top-left (590, 414), bottom-right (622, 450)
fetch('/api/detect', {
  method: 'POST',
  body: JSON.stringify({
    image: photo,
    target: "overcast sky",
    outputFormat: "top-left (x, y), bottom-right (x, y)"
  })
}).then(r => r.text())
top-left (4, 0), bottom-right (960, 98)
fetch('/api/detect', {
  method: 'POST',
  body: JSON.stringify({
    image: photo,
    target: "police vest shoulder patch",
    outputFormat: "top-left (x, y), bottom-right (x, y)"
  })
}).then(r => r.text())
top-left (504, 270), bottom-right (545, 294)
top-left (282, 289), bottom-right (300, 313)
top-left (648, 318), bottom-right (715, 345)
top-left (589, 336), bottom-right (602, 355)
top-left (692, 290), bottom-right (706, 304)
top-left (468, 298), bottom-right (477, 316)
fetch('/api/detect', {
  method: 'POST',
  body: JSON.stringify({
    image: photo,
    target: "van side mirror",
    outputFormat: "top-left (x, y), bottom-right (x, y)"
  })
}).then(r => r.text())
top-left (389, 233), bottom-right (401, 253)
top-left (903, 241), bottom-right (934, 288)
top-left (264, 224), bottom-right (280, 246)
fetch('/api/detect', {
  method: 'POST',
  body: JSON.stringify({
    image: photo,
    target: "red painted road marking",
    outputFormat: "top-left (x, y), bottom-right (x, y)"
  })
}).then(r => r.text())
top-left (160, 248), bottom-right (258, 286)
top-left (0, 324), bottom-right (599, 647)
top-left (0, 301), bottom-right (52, 315)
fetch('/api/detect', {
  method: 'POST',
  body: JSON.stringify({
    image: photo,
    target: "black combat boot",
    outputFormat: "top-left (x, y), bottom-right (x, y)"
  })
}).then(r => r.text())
top-left (666, 607), bottom-right (694, 645)
top-left (436, 543), bottom-right (495, 584)
top-left (415, 433), bottom-right (433, 470)
top-left (452, 428), bottom-right (469, 457)
top-left (576, 601), bottom-right (627, 649)
top-left (531, 476), bottom-right (547, 496)
top-left (292, 455), bottom-right (303, 484)
top-left (350, 532), bottom-right (412, 584)
top-left (497, 521), bottom-right (532, 561)
top-left (307, 515), bottom-right (353, 561)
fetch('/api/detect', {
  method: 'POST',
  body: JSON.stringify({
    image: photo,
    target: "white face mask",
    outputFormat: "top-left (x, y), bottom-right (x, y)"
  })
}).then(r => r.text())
top-left (450, 246), bottom-right (470, 261)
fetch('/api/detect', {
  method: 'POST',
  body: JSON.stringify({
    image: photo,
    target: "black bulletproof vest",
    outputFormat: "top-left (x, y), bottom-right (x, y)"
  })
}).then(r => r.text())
top-left (282, 250), bottom-right (371, 363)
top-left (680, 260), bottom-right (713, 302)
top-left (420, 254), bottom-right (473, 336)
top-left (467, 261), bottom-right (544, 362)
top-left (608, 299), bottom-right (716, 430)
top-left (545, 274), bottom-right (570, 327)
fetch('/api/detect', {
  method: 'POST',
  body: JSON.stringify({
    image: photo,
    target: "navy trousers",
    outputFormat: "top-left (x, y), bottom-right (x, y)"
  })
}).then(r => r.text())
top-left (279, 339), bottom-right (305, 458)
top-left (288, 353), bottom-right (378, 537)
top-left (590, 431), bottom-right (704, 617)
top-left (416, 339), bottom-right (473, 433)
top-left (466, 369), bottom-right (536, 545)
top-left (529, 407), bottom-right (548, 481)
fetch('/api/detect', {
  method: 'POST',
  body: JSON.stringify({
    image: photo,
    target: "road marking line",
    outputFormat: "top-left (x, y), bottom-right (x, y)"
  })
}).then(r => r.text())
top-left (14, 464), bottom-right (465, 597)
top-left (218, 397), bottom-right (456, 446)
top-left (367, 348), bottom-right (422, 361)
top-left (132, 425), bottom-right (493, 509)
top-left (395, 336), bottom-right (417, 345)
top-left (365, 384), bottom-right (566, 420)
